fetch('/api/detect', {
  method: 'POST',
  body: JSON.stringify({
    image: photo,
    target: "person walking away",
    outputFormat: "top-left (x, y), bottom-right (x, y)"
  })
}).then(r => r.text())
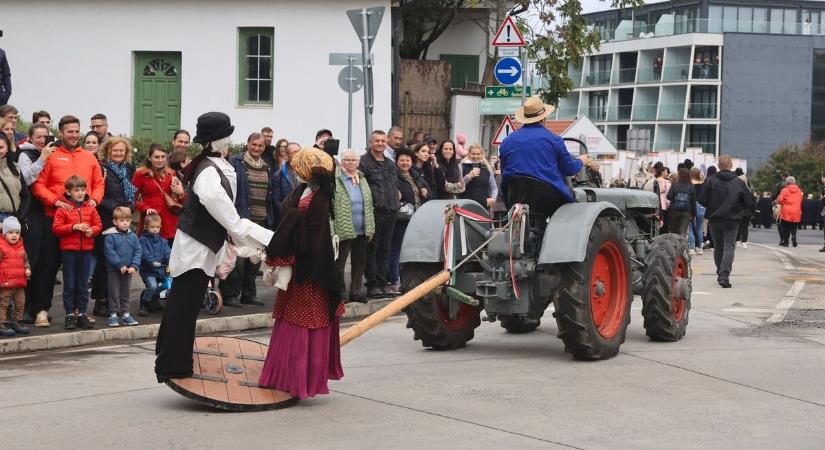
top-left (333, 149), bottom-right (375, 303)
top-left (0, 217), bottom-right (30, 336)
top-left (757, 192), bottom-right (774, 230)
top-left (259, 148), bottom-right (344, 400)
top-left (433, 140), bottom-right (465, 200)
top-left (777, 177), bottom-right (803, 247)
top-left (666, 167), bottom-right (696, 237)
top-left (31, 116), bottom-right (104, 327)
top-left (388, 151), bottom-right (426, 295)
top-left (698, 156), bottom-right (751, 288)
top-left (103, 206), bottom-right (141, 326)
top-left (91, 137), bottom-right (136, 318)
top-left (52, 175), bottom-right (103, 329)
top-left (460, 143), bottom-right (497, 211)
top-left (221, 132), bottom-right (273, 307)
top-left (138, 214), bottom-right (170, 316)
top-left (359, 130), bottom-right (400, 298)
top-left (734, 168), bottom-right (752, 248)
top-left (687, 168), bottom-right (705, 255)
top-left (132, 144), bottom-right (186, 246)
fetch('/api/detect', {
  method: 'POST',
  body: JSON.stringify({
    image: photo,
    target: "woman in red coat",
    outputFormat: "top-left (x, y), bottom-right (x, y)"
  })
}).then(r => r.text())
top-left (132, 144), bottom-right (186, 242)
top-left (777, 176), bottom-right (803, 247)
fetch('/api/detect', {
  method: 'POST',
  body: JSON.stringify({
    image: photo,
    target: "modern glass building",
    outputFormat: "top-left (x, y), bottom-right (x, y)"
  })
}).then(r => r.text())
top-left (552, 0), bottom-right (825, 166)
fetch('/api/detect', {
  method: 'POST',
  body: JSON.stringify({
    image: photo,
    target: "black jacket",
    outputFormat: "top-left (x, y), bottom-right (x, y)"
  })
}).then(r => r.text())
top-left (359, 151), bottom-right (399, 212)
top-left (98, 161), bottom-right (136, 228)
top-left (699, 170), bottom-right (751, 221)
top-left (0, 49), bottom-right (10, 105)
top-left (666, 182), bottom-right (697, 216)
top-left (410, 165), bottom-right (434, 203)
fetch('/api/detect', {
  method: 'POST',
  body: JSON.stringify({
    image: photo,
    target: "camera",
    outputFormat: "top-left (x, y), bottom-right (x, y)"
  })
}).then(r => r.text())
top-left (324, 139), bottom-right (340, 156)
top-left (44, 135), bottom-right (55, 146)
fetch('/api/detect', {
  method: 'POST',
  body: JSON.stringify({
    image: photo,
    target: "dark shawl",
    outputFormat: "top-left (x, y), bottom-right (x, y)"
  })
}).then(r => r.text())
top-left (266, 184), bottom-right (341, 320)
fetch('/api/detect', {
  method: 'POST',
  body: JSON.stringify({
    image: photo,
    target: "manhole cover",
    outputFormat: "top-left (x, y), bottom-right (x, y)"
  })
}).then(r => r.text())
top-left (782, 309), bottom-right (825, 322)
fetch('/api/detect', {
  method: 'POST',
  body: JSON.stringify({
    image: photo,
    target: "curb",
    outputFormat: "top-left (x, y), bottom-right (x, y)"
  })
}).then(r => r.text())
top-left (0, 298), bottom-right (396, 356)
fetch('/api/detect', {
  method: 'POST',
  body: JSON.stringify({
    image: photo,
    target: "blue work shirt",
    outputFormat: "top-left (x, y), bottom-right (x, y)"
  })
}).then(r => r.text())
top-left (499, 123), bottom-right (583, 203)
top-left (341, 170), bottom-right (366, 236)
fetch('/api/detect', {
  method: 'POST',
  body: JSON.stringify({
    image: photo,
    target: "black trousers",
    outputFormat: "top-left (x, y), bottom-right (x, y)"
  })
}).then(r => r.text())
top-left (154, 268), bottom-right (210, 381)
top-left (365, 210), bottom-right (397, 289)
top-left (219, 256), bottom-right (261, 303)
top-left (779, 220), bottom-right (798, 244)
top-left (24, 215), bottom-right (61, 315)
top-left (737, 217), bottom-right (750, 243)
top-left (709, 220), bottom-right (739, 281)
top-left (336, 235), bottom-right (367, 296)
top-left (668, 210), bottom-right (692, 236)
top-left (90, 234), bottom-right (108, 301)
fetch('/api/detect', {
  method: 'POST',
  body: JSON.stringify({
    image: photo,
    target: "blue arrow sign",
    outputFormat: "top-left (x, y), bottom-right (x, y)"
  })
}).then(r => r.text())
top-left (494, 57), bottom-right (522, 86)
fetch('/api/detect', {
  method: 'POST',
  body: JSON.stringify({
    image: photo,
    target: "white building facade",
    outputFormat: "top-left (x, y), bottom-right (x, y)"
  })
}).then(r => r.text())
top-left (2, 0), bottom-right (392, 150)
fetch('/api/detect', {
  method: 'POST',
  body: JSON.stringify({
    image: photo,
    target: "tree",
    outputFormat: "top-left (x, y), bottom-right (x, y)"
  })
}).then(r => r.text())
top-left (522, 0), bottom-right (644, 104)
top-left (753, 141), bottom-right (825, 197)
top-left (399, 0), bottom-right (470, 59)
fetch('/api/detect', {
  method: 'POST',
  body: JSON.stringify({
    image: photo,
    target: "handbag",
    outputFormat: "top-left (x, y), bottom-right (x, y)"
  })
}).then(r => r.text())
top-left (153, 177), bottom-right (183, 215)
top-left (397, 201), bottom-right (415, 222)
top-left (772, 203), bottom-right (782, 222)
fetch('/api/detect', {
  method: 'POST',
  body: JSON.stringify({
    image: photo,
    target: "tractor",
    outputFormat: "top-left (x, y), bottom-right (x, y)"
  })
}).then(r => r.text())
top-left (398, 139), bottom-right (691, 360)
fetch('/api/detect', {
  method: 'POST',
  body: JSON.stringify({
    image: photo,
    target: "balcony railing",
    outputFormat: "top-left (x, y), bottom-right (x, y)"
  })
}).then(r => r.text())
top-left (595, 17), bottom-right (825, 44)
top-left (658, 104), bottom-right (685, 120)
top-left (584, 70), bottom-right (611, 86)
top-left (687, 103), bottom-right (717, 119)
top-left (686, 141), bottom-right (717, 154)
top-left (585, 107), bottom-right (608, 121)
top-left (611, 67), bottom-right (637, 85)
top-left (633, 104), bottom-right (658, 121)
top-left (653, 141), bottom-right (682, 152)
top-left (569, 71), bottom-right (583, 88)
top-left (637, 67), bottom-right (662, 83)
top-left (607, 105), bottom-right (633, 121)
top-left (555, 107), bottom-right (579, 120)
top-left (662, 64), bottom-right (691, 82)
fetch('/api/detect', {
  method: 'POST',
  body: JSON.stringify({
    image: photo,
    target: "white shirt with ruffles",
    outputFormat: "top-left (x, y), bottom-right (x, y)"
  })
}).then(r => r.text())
top-left (169, 156), bottom-right (273, 277)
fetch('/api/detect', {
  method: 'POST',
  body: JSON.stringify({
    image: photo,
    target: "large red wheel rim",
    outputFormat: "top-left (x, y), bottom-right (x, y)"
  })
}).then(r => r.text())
top-left (672, 257), bottom-right (687, 322)
top-left (590, 241), bottom-right (629, 338)
top-left (436, 296), bottom-right (478, 331)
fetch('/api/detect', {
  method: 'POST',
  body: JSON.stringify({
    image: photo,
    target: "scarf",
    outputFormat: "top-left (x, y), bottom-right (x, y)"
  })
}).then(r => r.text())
top-left (400, 172), bottom-right (421, 207)
top-left (105, 160), bottom-right (136, 204)
top-left (243, 151), bottom-right (265, 170)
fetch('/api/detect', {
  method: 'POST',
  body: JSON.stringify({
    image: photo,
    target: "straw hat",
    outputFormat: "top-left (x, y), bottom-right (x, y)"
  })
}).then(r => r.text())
top-left (514, 96), bottom-right (555, 124)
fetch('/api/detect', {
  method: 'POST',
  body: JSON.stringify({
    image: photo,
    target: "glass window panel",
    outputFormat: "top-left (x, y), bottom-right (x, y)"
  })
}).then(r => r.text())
top-left (770, 9), bottom-right (783, 34)
top-left (247, 57), bottom-right (258, 79)
top-left (259, 80), bottom-right (272, 101)
top-left (723, 6), bottom-right (737, 32)
top-left (802, 10), bottom-right (813, 35)
top-left (260, 35), bottom-right (271, 55)
top-left (753, 8), bottom-right (768, 33)
top-left (738, 7), bottom-right (752, 32)
top-left (247, 35), bottom-right (259, 56)
top-left (247, 80), bottom-right (259, 102)
top-left (709, 6), bottom-right (722, 32)
top-left (785, 9), bottom-right (797, 34)
top-left (259, 57), bottom-right (271, 79)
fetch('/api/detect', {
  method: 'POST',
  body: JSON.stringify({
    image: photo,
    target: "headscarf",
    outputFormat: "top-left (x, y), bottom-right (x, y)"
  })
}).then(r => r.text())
top-left (290, 148), bottom-right (334, 181)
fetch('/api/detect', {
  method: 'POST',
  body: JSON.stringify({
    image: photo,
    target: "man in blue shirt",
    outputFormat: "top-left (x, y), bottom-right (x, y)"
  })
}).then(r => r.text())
top-left (499, 96), bottom-right (588, 217)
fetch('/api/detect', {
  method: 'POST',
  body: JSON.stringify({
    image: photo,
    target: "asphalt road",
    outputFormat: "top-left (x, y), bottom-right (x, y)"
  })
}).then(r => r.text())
top-left (3, 241), bottom-right (825, 449)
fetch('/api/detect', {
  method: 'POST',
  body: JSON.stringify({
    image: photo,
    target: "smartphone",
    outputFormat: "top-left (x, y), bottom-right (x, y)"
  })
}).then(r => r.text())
top-left (473, 162), bottom-right (481, 169)
top-left (324, 138), bottom-right (340, 156)
top-left (44, 135), bottom-right (55, 146)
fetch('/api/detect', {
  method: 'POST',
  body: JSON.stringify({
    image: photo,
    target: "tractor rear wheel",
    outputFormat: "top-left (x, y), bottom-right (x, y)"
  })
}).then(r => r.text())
top-left (499, 316), bottom-right (541, 334)
top-left (401, 263), bottom-right (482, 350)
top-left (553, 216), bottom-right (632, 360)
top-left (641, 234), bottom-right (691, 341)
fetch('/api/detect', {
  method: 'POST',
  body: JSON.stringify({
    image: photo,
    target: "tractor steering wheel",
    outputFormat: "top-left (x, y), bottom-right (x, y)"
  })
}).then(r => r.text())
top-left (563, 137), bottom-right (592, 188)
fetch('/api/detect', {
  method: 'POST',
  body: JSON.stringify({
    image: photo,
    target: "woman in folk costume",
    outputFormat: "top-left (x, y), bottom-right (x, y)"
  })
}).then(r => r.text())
top-left (259, 148), bottom-right (345, 400)
top-left (154, 112), bottom-right (273, 382)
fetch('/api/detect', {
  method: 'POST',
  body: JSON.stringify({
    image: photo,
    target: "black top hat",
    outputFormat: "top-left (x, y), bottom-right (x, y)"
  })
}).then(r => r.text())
top-left (193, 112), bottom-right (235, 144)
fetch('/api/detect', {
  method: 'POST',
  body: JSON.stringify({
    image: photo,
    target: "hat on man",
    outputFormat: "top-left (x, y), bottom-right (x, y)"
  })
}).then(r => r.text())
top-left (515, 96), bottom-right (555, 124)
top-left (315, 129), bottom-right (333, 140)
top-left (193, 112), bottom-right (235, 144)
top-left (424, 134), bottom-right (437, 144)
top-left (2, 216), bottom-right (21, 234)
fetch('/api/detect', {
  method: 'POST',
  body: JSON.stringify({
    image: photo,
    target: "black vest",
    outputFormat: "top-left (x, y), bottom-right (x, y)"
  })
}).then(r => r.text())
top-left (20, 147), bottom-right (44, 216)
top-left (177, 158), bottom-right (233, 253)
top-left (461, 164), bottom-right (492, 207)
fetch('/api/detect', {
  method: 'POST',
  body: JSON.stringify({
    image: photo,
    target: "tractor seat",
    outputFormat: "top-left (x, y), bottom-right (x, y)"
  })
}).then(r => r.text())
top-left (505, 175), bottom-right (573, 217)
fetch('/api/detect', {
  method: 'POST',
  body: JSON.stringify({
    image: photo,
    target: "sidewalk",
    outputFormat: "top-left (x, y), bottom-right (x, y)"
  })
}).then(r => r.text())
top-left (0, 275), bottom-right (397, 355)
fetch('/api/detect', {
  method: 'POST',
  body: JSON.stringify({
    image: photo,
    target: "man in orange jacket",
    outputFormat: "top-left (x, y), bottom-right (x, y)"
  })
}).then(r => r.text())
top-left (27, 115), bottom-right (104, 327)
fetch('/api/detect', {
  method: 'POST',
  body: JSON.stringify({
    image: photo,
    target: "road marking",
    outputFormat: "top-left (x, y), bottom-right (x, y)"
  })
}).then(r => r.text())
top-left (767, 280), bottom-right (806, 323)
top-left (722, 307), bottom-right (775, 313)
top-left (692, 291), bottom-right (711, 295)
top-left (773, 251), bottom-right (795, 270)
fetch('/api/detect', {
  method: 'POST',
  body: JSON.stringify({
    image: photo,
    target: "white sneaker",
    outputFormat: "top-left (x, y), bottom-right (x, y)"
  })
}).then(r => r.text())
top-left (689, 249), bottom-right (696, 255)
top-left (696, 248), bottom-right (704, 255)
top-left (735, 241), bottom-right (742, 248)
top-left (742, 242), bottom-right (748, 249)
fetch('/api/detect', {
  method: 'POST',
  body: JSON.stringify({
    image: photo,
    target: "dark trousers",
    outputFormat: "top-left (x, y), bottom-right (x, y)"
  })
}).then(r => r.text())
top-left (90, 234), bottom-right (108, 301)
top-left (155, 268), bottom-right (210, 381)
top-left (737, 217), bottom-right (750, 243)
top-left (24, 213), bottom-right (62, 316)
top-left (61, 250), bottom-right (93, 314)
top-left (779, 220), bottom-right (799, 244)
top-left (336, 235), bottom-right (367, 296)
top-left (365, 210), bottom-right (397, 289)
top-left (388, 221), bottom-right (409, 284)
top-left (219, 257), bottom-right (261, 303)
top-left (668, 210), bottom-right (692, 236)
top-left (107, 271), bottom-right (132, 315)
top-left (709, 220), bottom-right (739, 281)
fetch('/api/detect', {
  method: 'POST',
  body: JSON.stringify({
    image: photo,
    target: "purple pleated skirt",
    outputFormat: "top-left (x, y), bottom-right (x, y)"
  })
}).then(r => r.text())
top-left (258, 318), bottom-right (343, 400)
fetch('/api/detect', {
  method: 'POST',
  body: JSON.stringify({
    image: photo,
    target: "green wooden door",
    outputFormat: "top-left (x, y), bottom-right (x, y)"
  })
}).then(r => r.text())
top-left (133, 52), bottom-right (182, 140)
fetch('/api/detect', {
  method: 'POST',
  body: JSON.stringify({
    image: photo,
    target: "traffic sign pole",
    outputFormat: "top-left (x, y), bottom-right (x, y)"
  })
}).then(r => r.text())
top-left (347, 56), bottom-right (354, 148)
top-left (520, 46), bottom-right (526, 106)
top-left (359, 9), bottom-right (373, 147)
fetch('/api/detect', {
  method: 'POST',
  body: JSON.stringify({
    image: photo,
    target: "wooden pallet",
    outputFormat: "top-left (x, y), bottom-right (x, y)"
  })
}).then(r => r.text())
top-left (165, 336), bottom-right (298, 412)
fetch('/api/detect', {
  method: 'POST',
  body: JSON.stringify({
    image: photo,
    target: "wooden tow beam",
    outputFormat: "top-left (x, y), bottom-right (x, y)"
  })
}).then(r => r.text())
top-left (166, 205), bottom-right (518, 411)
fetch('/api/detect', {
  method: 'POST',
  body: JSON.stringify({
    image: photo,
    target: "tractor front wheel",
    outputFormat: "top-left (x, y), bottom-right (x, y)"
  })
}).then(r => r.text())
top-left (641, 234), bottom-right (691, 341)
top-left (401, 263), bottom-right (482, 350)
top-left (553, 216), bottom-right (632, 360)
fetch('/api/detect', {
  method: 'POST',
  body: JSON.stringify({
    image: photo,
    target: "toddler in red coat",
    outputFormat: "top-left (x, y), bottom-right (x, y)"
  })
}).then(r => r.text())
top-left (0, 216), bottom-right (31, 336)
top-left (52, 175), bottom-right (103, 330)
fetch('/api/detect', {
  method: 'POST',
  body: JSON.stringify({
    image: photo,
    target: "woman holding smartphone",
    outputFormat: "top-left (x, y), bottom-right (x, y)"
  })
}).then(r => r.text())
top-left (460, 143), bottom-right (497, 210)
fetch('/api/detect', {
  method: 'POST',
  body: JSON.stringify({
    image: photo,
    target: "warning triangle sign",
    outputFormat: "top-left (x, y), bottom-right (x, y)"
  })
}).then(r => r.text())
top-left (491, 16), bottom-right (526, 47)
top-left (492, 116), bottom-right (516, 145)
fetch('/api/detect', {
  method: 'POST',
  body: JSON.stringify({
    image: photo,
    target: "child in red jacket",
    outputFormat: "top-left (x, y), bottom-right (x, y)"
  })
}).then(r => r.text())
top-left (52, 175), bottom-right (103, 330)
top-left (0, 217), bottom-right (31, 337)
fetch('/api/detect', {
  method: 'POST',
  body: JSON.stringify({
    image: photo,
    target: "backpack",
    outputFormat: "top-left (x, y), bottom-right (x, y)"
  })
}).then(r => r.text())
top-left (672, 189), bottom-right (691, 211)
